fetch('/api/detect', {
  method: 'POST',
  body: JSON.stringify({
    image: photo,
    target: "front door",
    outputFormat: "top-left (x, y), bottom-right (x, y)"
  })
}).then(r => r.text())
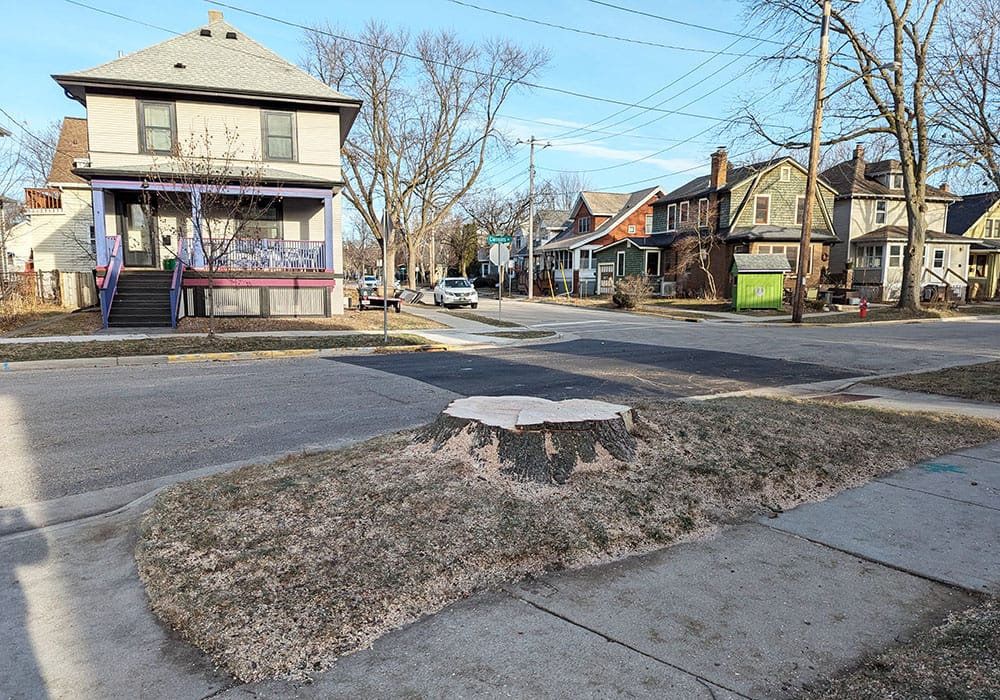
top-left (117, 199), bottom-right (156, 267)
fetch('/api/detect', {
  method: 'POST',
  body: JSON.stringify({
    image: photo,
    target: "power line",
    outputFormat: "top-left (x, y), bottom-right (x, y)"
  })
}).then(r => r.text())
top-left (204, 0), bottom-right (776, 128)
top-left (584, 0), bottom-right (790, 47)
top-left (445, 0), bottom-right (771, 58)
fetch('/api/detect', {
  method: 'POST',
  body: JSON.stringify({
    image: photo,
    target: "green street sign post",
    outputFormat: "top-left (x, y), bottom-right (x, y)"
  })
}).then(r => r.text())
top-left (487, 235), bottom-right (512, 245)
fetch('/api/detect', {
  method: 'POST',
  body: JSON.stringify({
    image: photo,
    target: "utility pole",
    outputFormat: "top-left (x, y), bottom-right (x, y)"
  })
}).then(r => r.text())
top-left (518, 136), bottom-right (549, 300)
top-left (792, 0), bottom-right (831, 324)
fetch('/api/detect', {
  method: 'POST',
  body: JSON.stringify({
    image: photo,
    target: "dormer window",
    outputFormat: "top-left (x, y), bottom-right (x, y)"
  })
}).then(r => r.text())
top-left (578, 216), bottom-right (591, 233)
top-left (890, 173), bottom-right (903, 189)
top-left (139, 101), bottom-right (176, 154)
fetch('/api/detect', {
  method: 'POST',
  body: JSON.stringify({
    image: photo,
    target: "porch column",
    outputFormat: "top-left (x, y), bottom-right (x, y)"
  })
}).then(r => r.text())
top-left (190, 189), bottom-right (205, 268)
top-left (93, 188), bottom-right (108, 267)
top-left (323, 193), bottom-right (334, 272)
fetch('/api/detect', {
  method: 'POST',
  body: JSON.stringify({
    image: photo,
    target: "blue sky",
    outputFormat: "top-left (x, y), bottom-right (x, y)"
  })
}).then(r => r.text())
top-left (0, 0), bottom-right (795, 197)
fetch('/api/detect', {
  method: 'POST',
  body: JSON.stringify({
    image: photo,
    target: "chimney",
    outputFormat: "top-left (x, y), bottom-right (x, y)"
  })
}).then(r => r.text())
top-left (710, 147), bottom-right (728, 190)
top-left (940, 182), bottom-right (950, 193)
top-left (853, 143), bottom-right (864, 161)
top-left (208, 10), bottom-right (223, 22)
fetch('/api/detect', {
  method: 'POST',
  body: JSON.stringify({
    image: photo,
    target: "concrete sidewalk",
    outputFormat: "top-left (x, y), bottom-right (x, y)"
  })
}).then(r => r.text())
top-left (221, 440), bottom-right (998, 699)
top-left (2, 386), bottom-right (998, 699)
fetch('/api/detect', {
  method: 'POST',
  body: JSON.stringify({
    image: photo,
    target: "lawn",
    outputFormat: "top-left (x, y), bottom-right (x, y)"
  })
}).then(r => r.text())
top-left (447, 311), bottom-right (520, 328)
top-left (0, 305), bottom-right (72, 335)
top-left (868, 360), bottom-right (1000, 404)
top-left (135, 396), bottom-right (1000, 682)
top-left (6, 308), bottom-right (444, 337)
top-left (803, 596), bottom-right (1000, 698)
top-left (0, 334), bottom-right (428, 363)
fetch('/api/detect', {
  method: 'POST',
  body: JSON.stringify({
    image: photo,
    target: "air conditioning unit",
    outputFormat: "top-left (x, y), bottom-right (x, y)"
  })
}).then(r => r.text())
top-left (659, 280), bottom-right (676, 298)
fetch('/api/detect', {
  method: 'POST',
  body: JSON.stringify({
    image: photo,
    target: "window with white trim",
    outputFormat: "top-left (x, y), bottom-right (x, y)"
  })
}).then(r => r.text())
top-left (616, 250), bottom-right (626, 276)
top-left (139, 101), bottom-right (176, 154)
top-left (795, 195), bottom-right (807, 226)
top-left (890, 173), bottom-right (903, 189)
top-left (627, 224), bottom-right (636, 234)
top-left (758, 243), bottom-right (811, 274)
top-left (679, 201), bottom-right (689, 224)
top-left (888, 244), bottom-right (903, 267)
top-left (985, 218), bottom-right (1000, 238)
top-left (932, 249), bottom-right (945, 268)
top-left (262, 111), bottom-right (296, 161)
top-left (667, 204), bottom-right (677, 231)
top-left (697, 198), bottom-right (709, 227)
top-left (645, 214), bottom-right (653, 234)
top-left (754, 195), bottom-right (770, 225)
top-left (855, 244), bottom-right (883, 268)
top-left (780, 166), bottom-right (791, 182)
top-left (875, 199), bottom-right (888, 225)
top-left (578, 217), bottom-right (591, 233)
top-left (645, 250), bottom-right (660, 276)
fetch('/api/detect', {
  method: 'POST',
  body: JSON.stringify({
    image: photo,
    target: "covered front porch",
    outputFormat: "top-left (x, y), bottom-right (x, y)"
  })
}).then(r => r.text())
top-left (90, 177), bottom-right (344, 326)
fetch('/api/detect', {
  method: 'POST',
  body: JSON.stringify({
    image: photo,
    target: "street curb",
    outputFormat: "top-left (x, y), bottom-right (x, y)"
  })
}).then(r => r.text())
top-left (0, 344), bottom-right (451, 372)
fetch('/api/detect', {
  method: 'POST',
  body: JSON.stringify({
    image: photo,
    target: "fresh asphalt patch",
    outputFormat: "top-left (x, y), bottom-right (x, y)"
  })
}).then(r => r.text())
top-left (330, 339), bottom-right (861, 399)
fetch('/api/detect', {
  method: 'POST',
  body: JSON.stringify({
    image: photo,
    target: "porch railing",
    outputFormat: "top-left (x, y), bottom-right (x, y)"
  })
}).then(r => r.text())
top-left (170, 238), bottom-right (186, 328)
top-left (184, 238), bottom-right (326, 271)
top-left (99, 235), bottom-right (123, 327)
top-left (24, 187), bottom-right (62, 211)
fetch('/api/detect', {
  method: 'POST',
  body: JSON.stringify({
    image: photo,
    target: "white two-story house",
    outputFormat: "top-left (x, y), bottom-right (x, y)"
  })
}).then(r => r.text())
top-left (821, 144), bottom-right (965, 301)
top-left (53, 11), bottom-right (361, 326)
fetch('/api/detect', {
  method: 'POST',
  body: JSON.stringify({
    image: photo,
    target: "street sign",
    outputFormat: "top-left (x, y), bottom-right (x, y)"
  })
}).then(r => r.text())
top-left (488, 244), bottom-right (510, 267)
top-left (487, 235), bottom-right (512, 244)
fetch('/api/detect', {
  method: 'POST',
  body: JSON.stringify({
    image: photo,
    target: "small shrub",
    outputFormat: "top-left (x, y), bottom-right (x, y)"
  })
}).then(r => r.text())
top-left (612, 274), bottom-right (651, 308)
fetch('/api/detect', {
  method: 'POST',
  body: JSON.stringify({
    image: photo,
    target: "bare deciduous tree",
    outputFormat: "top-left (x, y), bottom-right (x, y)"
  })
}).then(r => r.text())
top-left (746, 0), bottom-right (955, 310)
top-left (934, 0), bottom-right (1000, 191)
top-left (445, 221), bottom-right (479, 276)
top-left (536, 172), bottom-right (592, 211)
top-left (19, 121), bottom-right (60, 188)
top-left (143, 127), bottom-right (275, 336)
top-left (303, 22), bottom-right (547, 289)
top-left (343, 216), bottom-right (380, 278)
top-left (667, 200), bottom-right (723, 299)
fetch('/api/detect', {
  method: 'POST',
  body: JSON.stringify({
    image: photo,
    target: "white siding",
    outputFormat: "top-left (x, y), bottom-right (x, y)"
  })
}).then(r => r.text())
top-left (6, 185), bottom-right (95, 272)
top-left (87, 96), bottom-right (341, 182)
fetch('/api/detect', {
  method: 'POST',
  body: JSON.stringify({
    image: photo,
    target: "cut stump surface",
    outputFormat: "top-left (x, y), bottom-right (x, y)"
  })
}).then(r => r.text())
top-left (420, 396), bottom-right (636, 484)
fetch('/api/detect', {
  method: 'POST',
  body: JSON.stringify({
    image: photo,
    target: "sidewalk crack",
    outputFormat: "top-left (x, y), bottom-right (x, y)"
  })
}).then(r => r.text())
top-left (509, 592), bottom-right (757, 700)
top-left (873, 478), bottom-right (1000, 512)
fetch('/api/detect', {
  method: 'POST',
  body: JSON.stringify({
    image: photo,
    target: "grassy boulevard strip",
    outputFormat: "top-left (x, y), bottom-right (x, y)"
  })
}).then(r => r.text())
top-left (0, 334), bottom-right (431, 364)
top-left (136, 393), bottom-right (1000, 688)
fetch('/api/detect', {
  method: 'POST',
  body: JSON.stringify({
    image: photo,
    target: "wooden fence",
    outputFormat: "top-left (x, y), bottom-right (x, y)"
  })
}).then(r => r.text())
top-left (0, 270), bottom-right (98, 308)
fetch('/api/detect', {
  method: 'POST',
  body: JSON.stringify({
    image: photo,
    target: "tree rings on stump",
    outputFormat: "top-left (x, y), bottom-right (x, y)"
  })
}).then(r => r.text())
top-left (419, 396), bottom-right (636, 485)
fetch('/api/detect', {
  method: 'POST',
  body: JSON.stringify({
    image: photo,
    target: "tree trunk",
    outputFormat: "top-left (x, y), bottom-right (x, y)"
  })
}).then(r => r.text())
top-left (418, 397), bottom-right (636, 485)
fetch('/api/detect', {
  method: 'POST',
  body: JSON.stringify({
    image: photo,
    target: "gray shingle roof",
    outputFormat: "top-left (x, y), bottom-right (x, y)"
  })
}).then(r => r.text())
top-left (732, 253), bottom-right (791, 273)
top-left (724, 225), bottom-right (838, 243)
top-left (540, 186), bottom-right (662, 251)
top-left (579, 191), bottom-right (632, 216)
top-left (852, 226), bottom-right (967, 244)
top-left (946, 191), bottom-right (1000, 235)
top-left (820, 156), bottom-right (955, 201)
top-left (54, 17), bottom-right (360, 138)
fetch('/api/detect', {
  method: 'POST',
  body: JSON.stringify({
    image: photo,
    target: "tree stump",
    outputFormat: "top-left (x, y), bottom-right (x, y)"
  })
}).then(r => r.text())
top-left (419, 396), bottom-right (636, 484)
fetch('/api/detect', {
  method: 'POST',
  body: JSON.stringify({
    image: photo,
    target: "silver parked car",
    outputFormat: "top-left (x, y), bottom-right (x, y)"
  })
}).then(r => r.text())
top-left (433, 277), bottom-right (479, 308)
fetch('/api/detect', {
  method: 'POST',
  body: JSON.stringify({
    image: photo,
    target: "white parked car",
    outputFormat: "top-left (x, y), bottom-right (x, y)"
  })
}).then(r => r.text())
top-left (433, 277), bottom-right (479, 309)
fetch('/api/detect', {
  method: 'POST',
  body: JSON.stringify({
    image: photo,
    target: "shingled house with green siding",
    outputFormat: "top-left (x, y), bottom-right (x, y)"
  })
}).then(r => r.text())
top-left (593, 233), bottom-right (673, 295)
top-left (648, 148), bottom-right (839, 298)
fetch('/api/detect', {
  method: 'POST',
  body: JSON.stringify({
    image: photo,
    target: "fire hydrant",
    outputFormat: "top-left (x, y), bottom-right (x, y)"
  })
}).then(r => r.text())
top-left (859, 297), bottom-right (869, 319)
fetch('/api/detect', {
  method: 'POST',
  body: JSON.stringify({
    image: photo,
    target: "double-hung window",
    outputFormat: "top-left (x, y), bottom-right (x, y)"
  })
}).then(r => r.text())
top-left (888, 244), bottom-right (903, 267)
top-left (875, 199), bottom-right (888, 225)
top-left (139, 101), bottom-right (176, 154)
top-left (697, 198), bottom-right (709, 227)
top-left (985, 218), bottom-right (999, 238)
top-left (679, 201), bottom-right (689, 225)
top-left (667, 204), bottom-right (677, 231)
top-left (932, 249), bottom-right (945, 268)
top-left (795, 195), bottom-right (807, 226)
top-left (615, 251), bottom-right (626, 277)
top-left (645, 214), bottom-right (653, 234)
top-left (578, 217), bottom-right (591, 234)
top-left (754, 195), bottom-right (770, 225)
top-left (263, 111), bottom-right (296, 161)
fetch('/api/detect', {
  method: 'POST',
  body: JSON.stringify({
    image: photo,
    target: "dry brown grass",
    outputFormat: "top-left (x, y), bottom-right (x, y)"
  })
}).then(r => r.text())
top-left (0, 300), bottom-right (68, 335)
top-left (803, 596), bottom-right (1000, 699)
top-left (135, 396), bottom-right (1000, 683)
top-left (7, 308), bottom-right (102, 337)
top-left (178, 311), bottom-right (444, 334)
top-left (868, 361), bottom-right (1000, 404)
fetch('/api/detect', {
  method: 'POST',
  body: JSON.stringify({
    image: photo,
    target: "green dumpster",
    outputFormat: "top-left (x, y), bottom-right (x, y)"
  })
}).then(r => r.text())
top-left (731, 254), bottom-right (790, 311)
